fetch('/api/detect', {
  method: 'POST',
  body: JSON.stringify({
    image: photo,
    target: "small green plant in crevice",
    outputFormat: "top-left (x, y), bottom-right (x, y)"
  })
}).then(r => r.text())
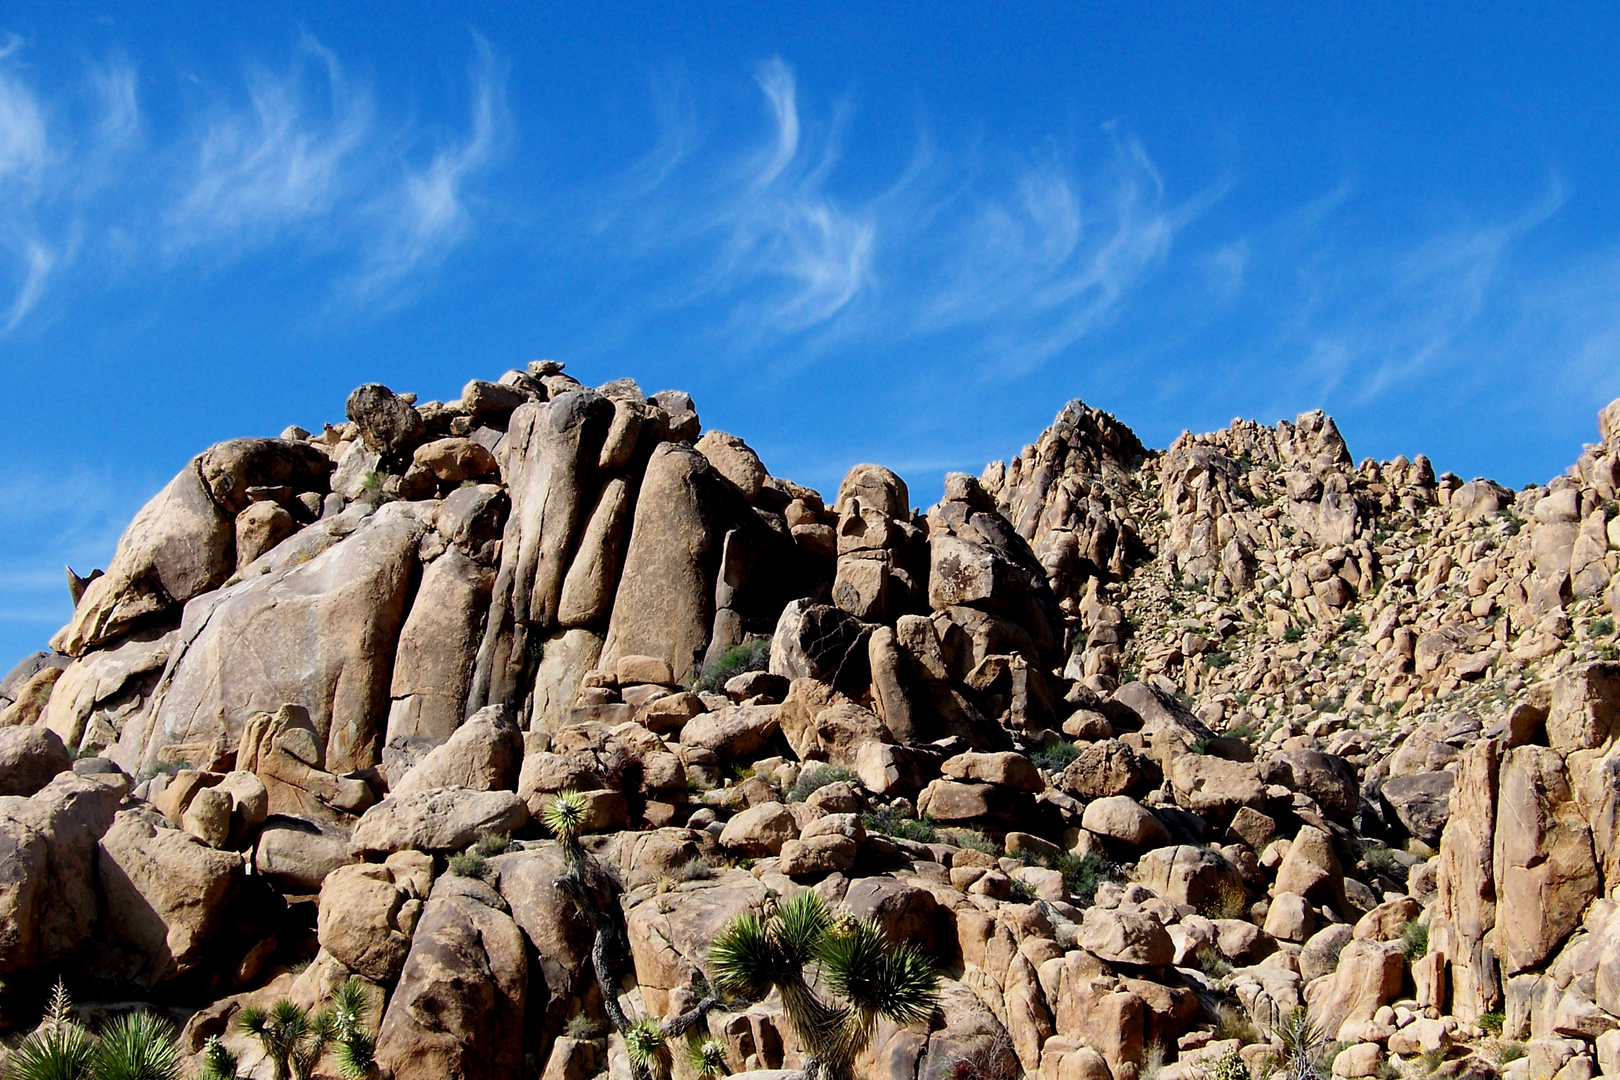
top-left (1205, 651), bottom-right (1233, 669)
top-left (1139, 1041), bottom-right (1166, 1080)
top-left (1339, 612), bottom-right (1366, 635)
top-left (1189, 737), bottom-right (1212, 755)
top-left (948, 829), bottom-right (1000, 855)
top-left (472, 831), bottom-right (512, 857)
top-left (690, 639), bottom-right (771, 693)
top-left (1418, 1046), bottom-right (1446, 1074)
top-left (1492, 1041), bottom-right (1526, 1067)
top-left (526, 637), bottom-right (546, 663)
top-left (1205, 1047), bottom-right (1248, 1080)
top-left (1202, 879), bottom-right (1250, 921)
top-left (1362, 844), bottom-right (1401, 876)
top-left (1210, 1001), bottom-right (1257, 1045)
top-left (1399, 920), bottom-right (1429, 962)
top-left (1030, 741), bottom-right (1080, 772)
top-left (1592, 616), bottom-right (1616, 638)
top-left (1225, 722), bottom-right (1257, 742)
top-left (1057, 853), bottom-right (1121, 907)
top-left (1194, 942), bottom-right (1233, 979)
top-left (448, 851), bottom-right (488, 879)
top-left (788, 763), bottom-right (859, 802)
top-left (1478, 1011), bottom-right (1505, 1037)
top-left (862, 807), bottom-right (938, 844)
top-left (674, 856), bottom-right (715, 882)
top-left (1009, 879), bottom-right (1038, 903)
top-left (564, 1014), bottom-right (607, 1040)
top-left (1283, 626), bottom-right (1305, 644)
top-left (1274, 1007), bottom-right (1329, 1080)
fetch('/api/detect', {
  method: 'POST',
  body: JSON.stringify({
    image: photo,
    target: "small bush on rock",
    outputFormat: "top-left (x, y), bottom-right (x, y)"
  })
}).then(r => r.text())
top-left (788, 764), bottom-right (858, 802)
top-left (448, 851), bottom-right (487, 879)
top-left (1399, 920), bottom-right (1429, 962)
top-left (691, 639), bottom-right (770, 692)
top-left (1031, 741), bottom-right (1080, 771)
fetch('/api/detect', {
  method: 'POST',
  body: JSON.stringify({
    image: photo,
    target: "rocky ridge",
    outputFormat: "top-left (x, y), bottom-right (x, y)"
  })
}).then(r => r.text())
top-left (0, 361), bottom-right (1619, 1080)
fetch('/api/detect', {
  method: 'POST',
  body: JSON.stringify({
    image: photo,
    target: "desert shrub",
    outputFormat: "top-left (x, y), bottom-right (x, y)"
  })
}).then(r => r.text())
top-left (1195, 942), bottom-right (1233, 979)
top-left (1283, 626), bottom-right (1304, 643)
top-left (472, 831), bottom-right (511, 857)
top-left (565, 1014), bottom-right (605, 1040)
top-left (1058, 853), bottom-right (1121, 906)
top-left (1478, 1012), bottom-right (1505, 1037)
top-left (1203, 878), bottom-right (1249, 921)
top-left (448, 851), bottom-right (487, 879)
top-left (788, 764), bottom-right (859, 802)
top-left (691, 639), bottom-right (771, 692)
top-left (1339, 612), bottom-right (1366, 634)
top-left (862, 807), bottom-right (938, 844)
top-left (1206, 651), bottom-right (1233, 669)
top-left (1031, 741), bottom-right (1080, 772)
top-left (1362, 845), bottom-right (1400, 875)
top-left (1225, 722), bottom-right (1257, 741)
top-left (1492, 1042), bottom-right (1526, 1066)
top-left (1009, 879), bottom-right (1038, 903)
top-left (675, 856), bottom-right (715, 882)
top-left (1204, 1047), bottom-right (1248, 1080)
top-left (1399, 920), bottom-right (1429, 962)
top-left (1592, 616), bottom-right (1616, 638)
top-left (1211, 1002), bottom-right (1257, 1045)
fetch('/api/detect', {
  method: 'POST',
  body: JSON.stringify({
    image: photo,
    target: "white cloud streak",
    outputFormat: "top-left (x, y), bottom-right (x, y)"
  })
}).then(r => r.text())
top-left (600, 59), bottom-right (1202, 370)
top-left (0, 32), bottom-right (506, 331)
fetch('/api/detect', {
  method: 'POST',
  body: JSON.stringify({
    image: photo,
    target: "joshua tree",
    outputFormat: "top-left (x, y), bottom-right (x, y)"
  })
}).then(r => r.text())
top-left (544, 791), bottom-right (721, 1080)
top-left (707, 892), bottom-right (939, 1080)
top-left (236, 980), bottom-right (375, 1080)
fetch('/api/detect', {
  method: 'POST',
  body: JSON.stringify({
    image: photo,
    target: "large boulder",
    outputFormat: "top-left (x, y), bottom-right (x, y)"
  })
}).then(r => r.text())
top-left (599, 442), bottom-right (738, 687)
top-left (1381, 771), bottom-right (1455, 846)
top-left (254, 815), bottom-right (357, 891)
top-left (392, 706), bottom-right (522, 796)
top-left (1262, 748), bottom-right (1360, 820)
top-left (1274, 825), bottom-right (1348, 913)
top-left (383, 546), bottom-right (496, 782)
top-left (236, 706), bottom-right (375, 824)
top-left (128, 502), bottom-right (428, 775)
top-left (347, 383), bottom-right (425, 457)
top-left (40, 626), bottom-right (174, 752)
top-left (0, 771), bottom-right (127, 975)
top-left (317, 857), bottom-right (430, 984)
top-left (1075, 906), bottom-right (1174, 965)
top-left (0, 726), bottom-right (72, 797)
top-left (719, 801), bottom-right (798, 856)
top-left (625, 874), bottom-right (770, 1015)
top-left (375, 876), bottom-right (527, 1080)
top-left (350, 787), bottom-right (529, 855)
top-left (1495, 745), bottom-right (1600, 974)
top-left (681, 705), bottom-right (780, 759)
top-left (1082, 797), bottom-right (1169, 848)
top-left (53, 440), bottom-right (329, 655)
top-left (1431, 739), bottom-right (1500, 1021)
top-left (1060, 740), bottom-right (1144, 799)
top-left (1168, 753), bottom-right (1264, 817)
top-left (1303, 939), bottom-right (1404, 1039)
top-left (96, 807), bottom-right (246, 988)
top-left (492, 845), bottom-right (598, 1037)
top-left (770, 601), bottom-right (871, 690)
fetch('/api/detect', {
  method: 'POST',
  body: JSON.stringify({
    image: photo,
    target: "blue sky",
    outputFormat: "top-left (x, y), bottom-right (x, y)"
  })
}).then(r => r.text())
top-left (3, 3), bottom-right (1620, 663)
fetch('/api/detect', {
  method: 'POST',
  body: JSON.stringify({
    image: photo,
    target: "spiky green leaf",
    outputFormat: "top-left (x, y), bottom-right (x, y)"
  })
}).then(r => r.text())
top-left (89, 1011), bottom-right (180, 1080)
top-left (623, 1019), bottom-right (666, 1066)
top-left (542, 791), bottom-right (588, 839)
top-left (4, 1021), bottom-right (94, 1080)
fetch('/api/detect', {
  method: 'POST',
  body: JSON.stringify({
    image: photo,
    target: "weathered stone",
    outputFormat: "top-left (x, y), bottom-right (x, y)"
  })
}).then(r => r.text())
top-left (1082, 796), bottom-right (1169, 848)
top-left (769, 600), bottom-right (871, 689)
top-left (1075, 906), bottom-right (1173, 965)
top-left (556, 477), bottom-right (633, 628)
top-left (131, 501), bottom-right (428, 774)
top-left (1168, 753), bottom-right (1264, 817)
top-left (254, 815), bottom-right (356, 891)
top-left (941, 751), bottom-right (1044, 792)
top-left (1381, 771), bottom-right (1455, 846)
top-left (1495, 745), bottom-right (1600, 974)
top-left (375, 875), bottom-right (527, 1080)
top-left (1275, 825), bottom-right (1347, 913)
top-left (471, 392), bottom-right (614, 712)
top-left (347, 383), bottom-right (425, 456)
top-left (317, 863), bottom-right (422, 983)
top-left (682, 705), bottom-right (780, 759)
top-left (350, 787), bottom-right (529, 854)
top-left (0, 725), bottom-right (72, 797)
top-left (393, 705), bottom-right (522, 796)
top-left (720, 802), bottom-right (799, 856)
top-left (413, 437), bottom-right (499, 483)
top-left (383, 546), bottom-right (496, 782)
top-left (97, 807), bottom-right (246, 988)
top-left (1303, 939), bottom-right (1404, 1039)
top-left (696, 431), bottom-right (769, 502)
top-left (1263, 748), bottom-right (1360, 820)
top-left (1060, 740), bottom-right (1144, 799)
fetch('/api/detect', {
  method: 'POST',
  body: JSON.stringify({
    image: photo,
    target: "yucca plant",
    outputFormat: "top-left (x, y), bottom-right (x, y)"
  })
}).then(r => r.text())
top-left (3, 983), bottom-right (180, 1080)
top-left (195, 1037), bottom-right (242, 1080)
top-left (325, 980), bottom-right (377, 1080)
top-left (86, 1013), bottom-right (179, 1080)
top-left (708, 893), bottom-right (939, 1080)
top-left (5, 982), bottom-right (93, 1080)
top-left (623, 1018), bottom-right (668, 1076)
top-left (1274, 1008), bottom-right (1328, 1080)
top-left (686, 1037), bottom-right (730, 1079)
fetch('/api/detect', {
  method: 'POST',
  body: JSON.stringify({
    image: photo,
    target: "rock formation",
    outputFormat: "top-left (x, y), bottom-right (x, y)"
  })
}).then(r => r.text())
top-left (2, 362), bottom-right (1619, 1080)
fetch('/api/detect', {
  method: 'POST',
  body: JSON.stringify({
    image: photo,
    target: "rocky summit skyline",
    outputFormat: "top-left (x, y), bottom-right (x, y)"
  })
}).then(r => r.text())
top-left (0, 359), bottom-right (1618, 1080)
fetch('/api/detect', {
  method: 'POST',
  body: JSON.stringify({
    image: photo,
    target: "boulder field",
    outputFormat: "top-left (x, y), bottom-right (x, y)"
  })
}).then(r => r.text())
top-left (2, 361), bottom-right (1620, 1080)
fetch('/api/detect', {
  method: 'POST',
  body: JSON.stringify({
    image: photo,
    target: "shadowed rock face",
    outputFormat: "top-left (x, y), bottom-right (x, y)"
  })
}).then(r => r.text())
top-left (9, 365), bottom-right (1620, 1080)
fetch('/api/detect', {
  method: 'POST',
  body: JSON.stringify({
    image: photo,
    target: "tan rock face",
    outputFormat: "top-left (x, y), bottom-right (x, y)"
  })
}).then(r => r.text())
top-left (96, 807), bottom-right (245, 989)
top-left (350, 786), bottom-right (530, 855)
top-left (133, 501), bottom-right (428, 775)
top-left (391, 705), bottom-right (522, 796)
top-left (317, 862), bottom-right (424, 983)
top-left (374, 876), bottom-right (527, 1080)
top-left (1432, 738), bottom-right (1500, 1020)
top-left (1495, 745), bottom-right (1601, 974)
top-left (1304, 938), bottom-right (1405, 1039)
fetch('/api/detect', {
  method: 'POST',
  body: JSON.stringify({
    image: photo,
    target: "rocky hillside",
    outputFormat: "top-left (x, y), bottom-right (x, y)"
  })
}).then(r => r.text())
top-left (1, 361), bottom-right (1619, 1080)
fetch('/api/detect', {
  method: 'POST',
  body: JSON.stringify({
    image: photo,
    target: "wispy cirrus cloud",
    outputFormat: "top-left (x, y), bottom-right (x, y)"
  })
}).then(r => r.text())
top-left (0, 31), bottom-right (506, 331)
top-left (594, 58), bottom-right (1205, 371)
